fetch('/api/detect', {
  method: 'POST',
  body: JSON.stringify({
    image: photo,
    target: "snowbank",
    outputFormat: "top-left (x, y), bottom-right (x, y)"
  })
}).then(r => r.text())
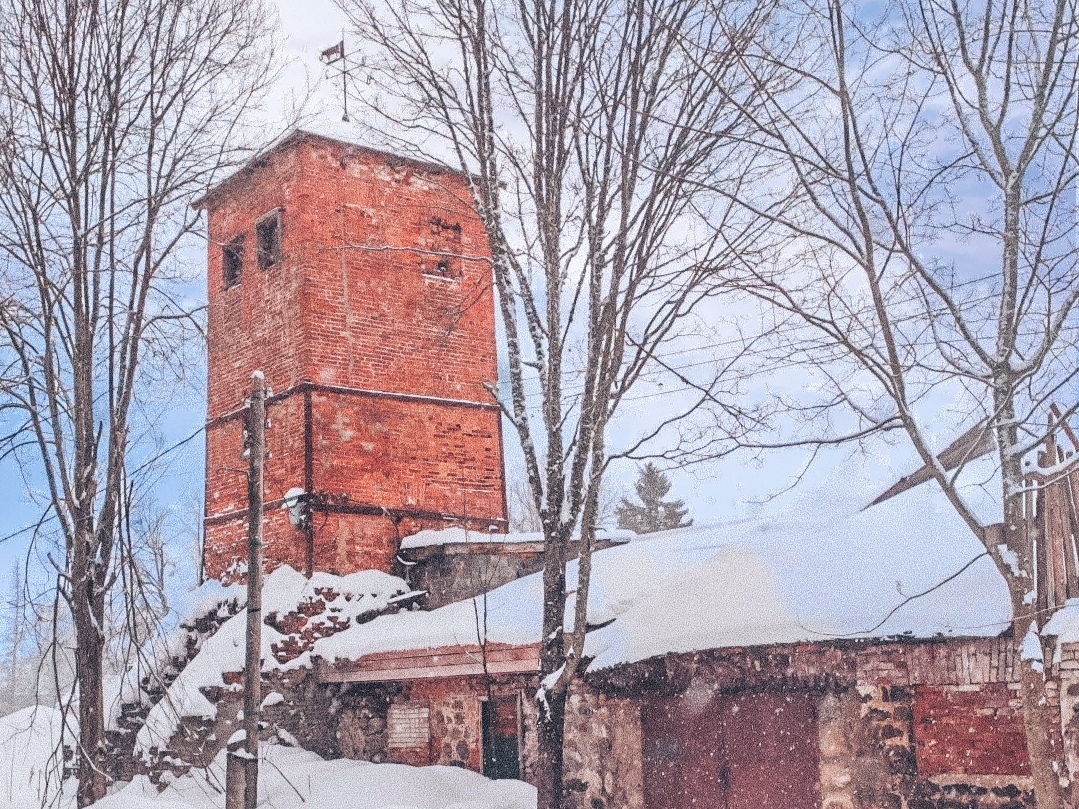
top-left (0, 705), bottom-right (534, 809)
top-left (136, 566), bottom-right (412, 754)
top-left (98, 745), bottom-right (534, 809)
top-left (0, 706), bottom-right (71, 808)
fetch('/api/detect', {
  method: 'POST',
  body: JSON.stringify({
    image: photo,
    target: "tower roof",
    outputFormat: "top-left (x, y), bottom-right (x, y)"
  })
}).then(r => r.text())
top-left (193, 125), bottom-right (467, 210)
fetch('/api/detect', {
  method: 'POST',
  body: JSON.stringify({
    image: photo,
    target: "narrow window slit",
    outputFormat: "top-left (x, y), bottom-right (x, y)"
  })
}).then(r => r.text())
top-left (222, 235), bottom-right (244, 288)
top-left (256, 209), bottom-right (283, 270)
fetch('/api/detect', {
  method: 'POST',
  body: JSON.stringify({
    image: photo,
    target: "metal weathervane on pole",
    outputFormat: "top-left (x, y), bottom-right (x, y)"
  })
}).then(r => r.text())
top-left (320, 38), bottom-right (356, 123)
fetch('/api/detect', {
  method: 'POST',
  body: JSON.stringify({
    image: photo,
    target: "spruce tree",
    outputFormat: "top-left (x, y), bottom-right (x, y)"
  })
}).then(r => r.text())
top-left (616, 463), bottom-right (693, 534)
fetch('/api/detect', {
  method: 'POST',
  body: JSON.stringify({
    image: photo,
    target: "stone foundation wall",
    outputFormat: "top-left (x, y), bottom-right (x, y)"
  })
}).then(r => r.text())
top-left (584, 637), bottom-right (1040, 809)
top-left (404, 538), bottom-right (626, 609)
top-left (561, 687), bottom-right (644, 809)
top-left (294, 637), bottom-right (1043, 809)
top-left (407, 549), bottom-right (542, 609)
top-left (335, 696), bottom-right (390, 761)
top-left (428, 690), bottom-right (482, 769)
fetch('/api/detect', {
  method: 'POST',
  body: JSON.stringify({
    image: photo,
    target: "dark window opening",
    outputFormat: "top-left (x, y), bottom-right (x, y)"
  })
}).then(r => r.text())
top-left (481, 695), bottom-right (520, 780)
top-left (222, 235), bottom-right (244, 288)
top-left (421, 217), bottom-right (462, 279)
top-left (256, 210), bottom-right (282, 270)
top-left (430, 216), bottom-right (462, 237)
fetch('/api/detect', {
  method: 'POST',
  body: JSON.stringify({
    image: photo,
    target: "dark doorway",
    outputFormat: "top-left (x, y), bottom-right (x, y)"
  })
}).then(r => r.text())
top-left (482, 695), bottom-right (521, 780)
top-left (642, 691), bottom-right (820, 809)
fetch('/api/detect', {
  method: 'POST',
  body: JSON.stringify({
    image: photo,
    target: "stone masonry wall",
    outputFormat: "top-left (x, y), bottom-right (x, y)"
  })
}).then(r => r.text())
top-left (585, 637), bottom-right (1039, 809)
top-left (337, 637), bottom-right (1042, 809)
top-left (131, 617), bottom-right (1066, 809)
top-left (561, 687), bottom-right (644, 809)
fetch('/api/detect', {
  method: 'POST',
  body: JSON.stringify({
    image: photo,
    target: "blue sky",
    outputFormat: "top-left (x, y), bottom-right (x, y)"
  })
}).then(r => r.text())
top-left (0, 0), bottom-right (946, 583)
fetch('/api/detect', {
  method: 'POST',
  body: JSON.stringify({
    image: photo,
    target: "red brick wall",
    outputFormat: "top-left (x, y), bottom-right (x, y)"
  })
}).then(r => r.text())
top-left (294, 141), bottom-right (497, 402)
top-left (201, 133), bottom-right (506, 581)
top-left (309, 392), bottom-right (503, 516)
top-left (912, 683), bottom-right (1031, 776)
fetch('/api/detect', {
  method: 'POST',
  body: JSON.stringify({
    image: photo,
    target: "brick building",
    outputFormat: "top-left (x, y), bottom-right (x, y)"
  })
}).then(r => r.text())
top-left (177, 128), bottom-right (1079, 809)
top-left (302, 486), bottom-right (1053, 809)
top-left (195, 129), bottom-right (507, 582)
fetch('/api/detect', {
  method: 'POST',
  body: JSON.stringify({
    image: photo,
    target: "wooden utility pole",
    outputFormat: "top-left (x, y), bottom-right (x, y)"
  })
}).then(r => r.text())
top-left (228, 371), bottom-right (265, 809)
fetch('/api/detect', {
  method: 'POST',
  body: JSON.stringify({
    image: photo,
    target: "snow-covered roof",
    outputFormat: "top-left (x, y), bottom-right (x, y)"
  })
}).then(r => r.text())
top-left (194, 121), bottom-right (464, 209)
top-left (400, 526), bottom-right (633, 550)
top-left (315, 464), bottom-right (1010, 671)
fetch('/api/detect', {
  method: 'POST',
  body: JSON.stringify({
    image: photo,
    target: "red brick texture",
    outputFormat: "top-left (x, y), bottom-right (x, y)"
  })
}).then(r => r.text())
top-left (200, 133), bottom-right (506, 581)
top-left (912, 683), bottom-right (1031, 776)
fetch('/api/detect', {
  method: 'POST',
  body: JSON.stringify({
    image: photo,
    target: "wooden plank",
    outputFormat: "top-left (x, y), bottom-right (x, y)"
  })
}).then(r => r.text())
top-left (1035, 475), bottom-right (1051, 622)
top-left (1046, 481), bottom-right (1062, 611)
top-left (1065, 472), bottom-right (1079, 599)
top-left (318, 656), bottom-right (539, 683)
top-left (316, 643), bottom-right (541, 683)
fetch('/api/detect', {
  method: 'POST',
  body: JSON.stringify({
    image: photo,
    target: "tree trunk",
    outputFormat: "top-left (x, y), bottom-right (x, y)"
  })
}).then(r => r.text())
top-left (999, 395), bottom-right (1069, 809)
top-left (1010, 588), bottom-right (1068, 809)
top-left (73, 545), bottom-right (107, 807)
top-left (534, 687), bottom-right (567, 809)
top-left (1021, 665), bottom-right (1067, 808)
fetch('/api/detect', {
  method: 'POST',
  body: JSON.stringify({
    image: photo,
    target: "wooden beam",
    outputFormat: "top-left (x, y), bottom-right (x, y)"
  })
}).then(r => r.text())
top-left (316, 643), bottom-right (540, 683)
top-left (868, 422), bottom-right (995, 507)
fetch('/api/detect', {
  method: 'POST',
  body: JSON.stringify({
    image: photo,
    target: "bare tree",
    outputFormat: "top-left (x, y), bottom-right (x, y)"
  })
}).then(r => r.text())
top-left (338, 0), bottom-right (775, 804)
top-left (0, 0), bottom-right (277, 802)
top-left (508, 473), bottom-right (622, 534)
top-left (507, 477), bottom-right (543, 534)
top-left (1, 562), bottom-right (29, 709)
top-left (718, 1), bottom-right (1079, 804)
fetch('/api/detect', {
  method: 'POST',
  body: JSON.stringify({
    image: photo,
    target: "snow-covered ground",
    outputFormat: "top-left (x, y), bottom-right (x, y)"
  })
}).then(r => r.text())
top-left (0, 706), bottom-right (535, 809)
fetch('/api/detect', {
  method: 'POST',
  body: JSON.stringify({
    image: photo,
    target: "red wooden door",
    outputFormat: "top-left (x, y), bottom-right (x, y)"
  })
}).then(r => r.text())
top-left (642, 696), bottom-right (726, 808)
top-left (642, 691), bottom-right (820, 809)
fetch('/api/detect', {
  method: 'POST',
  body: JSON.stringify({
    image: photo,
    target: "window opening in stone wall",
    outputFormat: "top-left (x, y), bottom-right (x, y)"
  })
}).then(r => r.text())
top-left (387, 704), bottom-right (430, 749)
top-left (420, 216), bottom-right (462, 279)
top-left (222, 235), bottom-right (244, 289)
top-left (481, 695), bottom-right (520, 780)
top-left (256, 209), bottom-right (282, 270)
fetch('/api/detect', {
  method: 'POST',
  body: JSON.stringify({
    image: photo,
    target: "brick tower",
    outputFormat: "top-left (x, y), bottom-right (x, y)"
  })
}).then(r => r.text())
top-left (197, 129), bottom-right (507, 582)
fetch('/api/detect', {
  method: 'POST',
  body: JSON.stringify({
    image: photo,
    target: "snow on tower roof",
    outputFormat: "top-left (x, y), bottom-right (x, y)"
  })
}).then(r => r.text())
top-left (193, 121), bottom-right (466, 210)
top-left (313, 458), bottom-right (1011, 672)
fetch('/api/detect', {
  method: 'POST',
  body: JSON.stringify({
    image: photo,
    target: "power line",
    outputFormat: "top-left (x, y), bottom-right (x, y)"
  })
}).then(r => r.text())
top-left (509, 300), bottom-right (1074, 405)
top-left (128, 425), bottom-right (206, 478)
top-left (0, 511), bottom-right (55, 546)
top-left (0, 425), bottom-right (207, 547)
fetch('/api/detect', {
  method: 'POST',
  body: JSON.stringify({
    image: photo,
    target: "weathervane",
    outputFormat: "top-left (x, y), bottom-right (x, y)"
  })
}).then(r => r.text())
top-left (320, 37), bottom-right (359, 123)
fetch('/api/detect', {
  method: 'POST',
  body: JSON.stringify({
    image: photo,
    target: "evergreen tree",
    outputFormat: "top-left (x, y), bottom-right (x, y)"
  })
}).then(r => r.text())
top-left (616, 463), bottom-right (692, 534)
